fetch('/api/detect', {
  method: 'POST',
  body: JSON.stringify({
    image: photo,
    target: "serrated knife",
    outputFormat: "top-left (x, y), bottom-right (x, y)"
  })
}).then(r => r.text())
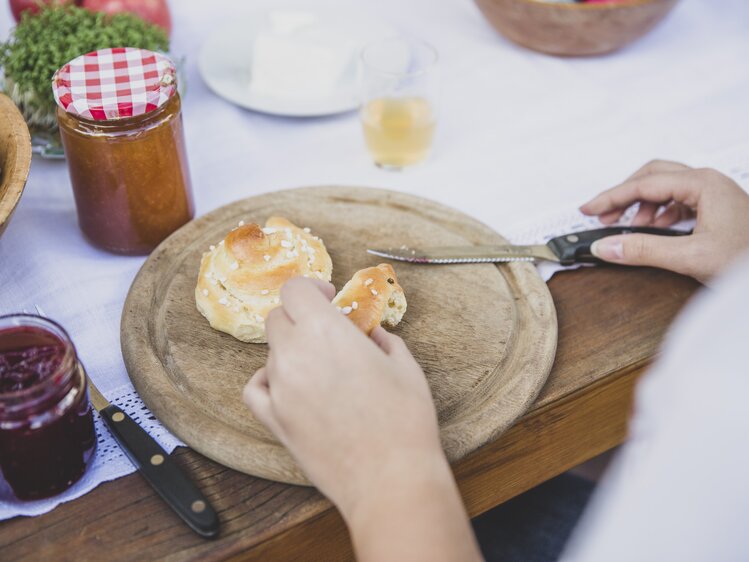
top-left (367, 227), bottom-right (690, 265)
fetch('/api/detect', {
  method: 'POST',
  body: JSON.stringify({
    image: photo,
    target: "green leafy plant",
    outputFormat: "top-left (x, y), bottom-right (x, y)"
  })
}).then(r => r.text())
top-left (0, 5), bottom-right (169, 129)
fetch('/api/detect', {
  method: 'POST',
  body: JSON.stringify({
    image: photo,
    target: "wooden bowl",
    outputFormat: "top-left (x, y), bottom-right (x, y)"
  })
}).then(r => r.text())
top-left (474, 0), bottom-right (680, 56)
top-left (0, 93), bottom-right (32, 239)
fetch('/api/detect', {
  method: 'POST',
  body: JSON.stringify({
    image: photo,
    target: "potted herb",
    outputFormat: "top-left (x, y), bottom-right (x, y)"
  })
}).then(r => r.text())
top-left (0, 5), bottom-right (169, 156)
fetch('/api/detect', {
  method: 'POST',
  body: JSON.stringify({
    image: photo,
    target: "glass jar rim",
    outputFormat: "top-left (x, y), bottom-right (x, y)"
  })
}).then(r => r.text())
top-left (57, 92), bottom-right (180, 131)
top-left (0, 314), bottom-right (78, 404)
top-left (361, 36), bottom-right (439, 78)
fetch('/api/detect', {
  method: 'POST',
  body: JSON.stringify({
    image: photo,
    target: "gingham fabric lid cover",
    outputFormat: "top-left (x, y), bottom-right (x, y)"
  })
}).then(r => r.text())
top-left (52, 47), bottom-right (176, 121)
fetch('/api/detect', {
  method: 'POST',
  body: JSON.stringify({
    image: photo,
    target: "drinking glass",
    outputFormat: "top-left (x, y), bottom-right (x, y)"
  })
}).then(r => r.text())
top-left (360, 37), bottom-right (438, 170)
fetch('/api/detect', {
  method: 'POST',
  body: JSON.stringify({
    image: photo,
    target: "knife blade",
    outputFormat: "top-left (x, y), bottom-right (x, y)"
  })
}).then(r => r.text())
top-left (367, 227), bottom-right (690, 266)
top-left (87, 370), bottom-right (220, 539)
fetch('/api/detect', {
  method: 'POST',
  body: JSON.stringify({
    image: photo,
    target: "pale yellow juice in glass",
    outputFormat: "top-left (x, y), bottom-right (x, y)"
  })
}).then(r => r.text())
top-left (361, 97), bottom-right (435, 168)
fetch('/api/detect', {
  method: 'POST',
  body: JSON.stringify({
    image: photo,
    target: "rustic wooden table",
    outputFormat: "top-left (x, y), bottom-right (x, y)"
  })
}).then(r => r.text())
top-left (0, 265), bottom-right (699, 561)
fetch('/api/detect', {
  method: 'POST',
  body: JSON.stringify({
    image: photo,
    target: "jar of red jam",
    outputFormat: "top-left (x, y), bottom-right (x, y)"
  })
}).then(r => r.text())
top-left (0, 314), bottom-right (96, 500)
top-left (53, 47), bottom-right (194, 255)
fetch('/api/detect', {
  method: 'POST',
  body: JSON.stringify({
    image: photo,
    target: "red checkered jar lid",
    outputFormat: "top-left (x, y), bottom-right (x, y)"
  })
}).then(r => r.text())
top-left (52, 47), bottom-right (177, 121)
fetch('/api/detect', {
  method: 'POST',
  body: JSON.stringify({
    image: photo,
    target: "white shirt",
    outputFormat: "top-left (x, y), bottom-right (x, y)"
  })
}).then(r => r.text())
top-left (563, 254), bottom-right (749, 562)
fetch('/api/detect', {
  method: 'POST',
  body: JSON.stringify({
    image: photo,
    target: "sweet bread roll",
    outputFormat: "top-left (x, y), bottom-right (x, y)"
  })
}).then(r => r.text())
top-left (195, 216), bottom-right (333, 343)
top-left (332, 264), bottom-right (407, 335)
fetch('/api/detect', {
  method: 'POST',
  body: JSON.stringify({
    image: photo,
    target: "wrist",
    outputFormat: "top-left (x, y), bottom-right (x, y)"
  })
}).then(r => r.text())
top-left (339, 449), bottom-right (482, 562)
top-left (340, 447), bottom-right (454, 530)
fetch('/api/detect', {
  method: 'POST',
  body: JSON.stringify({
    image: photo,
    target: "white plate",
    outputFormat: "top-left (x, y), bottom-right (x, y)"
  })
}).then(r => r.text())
top-left (198, 9), bottom-right (396, 117)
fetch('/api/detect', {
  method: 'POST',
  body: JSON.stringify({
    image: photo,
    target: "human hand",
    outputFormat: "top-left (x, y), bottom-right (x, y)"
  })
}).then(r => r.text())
top-left (580, 160), bottom-right (749, 283)
top-left (242, 278), bottom-right (445, 518)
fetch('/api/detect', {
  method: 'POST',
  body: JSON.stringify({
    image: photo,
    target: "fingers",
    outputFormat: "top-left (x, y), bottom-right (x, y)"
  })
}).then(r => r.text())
top-left (581, 160), bottom-right (691, 217)
top-left (280, 277), bottom-right (338, 323)
top-left (590, 232), bottom-right (696, 276)
top-left (265, 306), bottom-right (295, 348)
top-left (580, 170), bottom-right (704, 217)
top-left (371, 327), bottom-right (408, 356)
top-left (243, 368), bottom-right (283, 436)
top-left (626, 159), bottom-right (691, 180)
top-left (631, 202), bottom-right (659, 226)
top-left (653, 202), bottom-right (695, 227)
top-left (599, 209), bottom-right (624, 225)
top-left (308, 278), bottom-right (337, 301)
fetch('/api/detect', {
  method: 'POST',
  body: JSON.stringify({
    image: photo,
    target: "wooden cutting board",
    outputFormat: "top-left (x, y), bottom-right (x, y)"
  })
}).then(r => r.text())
top-left (121, 186), bottom-right (557, 485)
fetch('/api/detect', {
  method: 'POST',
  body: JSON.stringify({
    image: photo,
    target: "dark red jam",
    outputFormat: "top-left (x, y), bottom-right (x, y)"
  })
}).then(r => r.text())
top-left (0, 328), bottom-right (67, 393)
top-left (0, 316), bottom-right (96, 501)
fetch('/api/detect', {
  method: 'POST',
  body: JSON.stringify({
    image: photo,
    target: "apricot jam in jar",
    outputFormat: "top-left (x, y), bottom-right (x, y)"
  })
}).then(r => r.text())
top-left (53, 47), bottom-right (194, 255)
top-left (0, 315), bottom-right (96, 500)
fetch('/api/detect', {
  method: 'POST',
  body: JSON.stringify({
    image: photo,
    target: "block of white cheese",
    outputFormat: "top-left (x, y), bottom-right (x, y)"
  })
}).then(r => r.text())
top-left (249, 10), bottom-right (358, 99)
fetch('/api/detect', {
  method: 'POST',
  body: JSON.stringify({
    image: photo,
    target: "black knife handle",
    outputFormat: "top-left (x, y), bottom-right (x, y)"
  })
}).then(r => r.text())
top-left (547, 227), bottom-right (691, 266)
top-left (99, 404), bottom-right (220, 539)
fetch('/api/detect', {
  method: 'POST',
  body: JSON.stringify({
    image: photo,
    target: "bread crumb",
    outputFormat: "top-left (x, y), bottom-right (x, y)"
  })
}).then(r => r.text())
top-left (263, 254), bottom-right (271, 262)
top-left (371, 289), bottom-right (378, 296)
top-left (280, 240), bottom-right (292, 248)
top-left (261, 289), bottom-right (269, 295)
top-left (202, 289), bottom-right (209, 296)
top-left (262, 227), bottom-right (276, 235)
top-left (352, 301), bottom-right (358, 310)
top-left (342, 306), bottom-right (352, 315)
top-left (230, 261), bottom-right (239, 270)
top-left (238, 220), bottom-right (245, 227)
top-left (364, 278), bottom-right (373, 286)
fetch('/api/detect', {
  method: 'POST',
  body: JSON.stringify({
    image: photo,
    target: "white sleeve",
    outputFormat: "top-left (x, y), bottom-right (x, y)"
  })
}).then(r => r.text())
top-left (561, 255), bottom-right (749, 562)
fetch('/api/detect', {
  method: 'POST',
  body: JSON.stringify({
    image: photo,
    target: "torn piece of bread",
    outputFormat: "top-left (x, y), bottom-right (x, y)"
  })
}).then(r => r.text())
top-left (332, 264), bottom-right (407, 335)
top-left (195, 216), bottom-right (333, 343)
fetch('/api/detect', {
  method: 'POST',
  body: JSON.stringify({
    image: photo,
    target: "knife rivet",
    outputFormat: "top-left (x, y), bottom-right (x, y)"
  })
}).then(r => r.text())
top-left (566, 234), bottom-right (579, 243)
top-left (112, 412), bottom-right (125, 422)
top-left (151, 454), bottom-right (165, 466)
top-left (191, 500), bottom-right (206, 513)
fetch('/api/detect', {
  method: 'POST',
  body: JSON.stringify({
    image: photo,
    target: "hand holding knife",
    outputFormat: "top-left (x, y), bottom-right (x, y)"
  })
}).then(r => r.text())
top-left (368, 227), bottom-right (690, 265)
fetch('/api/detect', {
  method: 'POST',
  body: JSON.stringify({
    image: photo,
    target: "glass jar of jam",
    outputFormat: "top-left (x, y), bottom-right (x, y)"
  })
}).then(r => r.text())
top-left (53, 47), bottom-right (194, 255)
top-left (0, 314), bottom-right (96, 501)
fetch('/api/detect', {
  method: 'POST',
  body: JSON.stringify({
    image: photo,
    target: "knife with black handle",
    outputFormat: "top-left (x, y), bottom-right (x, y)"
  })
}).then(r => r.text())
top-left (368, 227), bottom-right (690, 265)
top-left (89, 377), bottom-right (220, 539)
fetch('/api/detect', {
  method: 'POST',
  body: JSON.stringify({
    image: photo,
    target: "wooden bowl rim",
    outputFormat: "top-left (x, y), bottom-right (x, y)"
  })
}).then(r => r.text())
top-left (515, 0), bottom-right (670, 10)
top-left (0, 93), bottom-right (32, 230)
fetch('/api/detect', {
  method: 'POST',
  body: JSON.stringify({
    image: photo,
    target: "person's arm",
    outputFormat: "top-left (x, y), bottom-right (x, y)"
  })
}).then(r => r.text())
top-left (580, 160), bottom-right (749, 284)
top-left (243, 279), bottom-right (482, 562)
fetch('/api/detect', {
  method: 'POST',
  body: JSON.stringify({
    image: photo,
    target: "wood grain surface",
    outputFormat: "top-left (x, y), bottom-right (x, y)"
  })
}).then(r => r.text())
top-left (0, 265), bottom-right (701, 561)
top-left (0, 93), bottom-right (32, 239)
top-left (121, 186), bottom-right (557, 484)
top-left (473, 0), bottom-right (679, 56)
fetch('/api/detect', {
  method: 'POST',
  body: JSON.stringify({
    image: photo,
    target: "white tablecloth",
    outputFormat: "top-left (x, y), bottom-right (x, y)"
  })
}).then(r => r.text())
top-left (1, 0), bottom-right (748, 519)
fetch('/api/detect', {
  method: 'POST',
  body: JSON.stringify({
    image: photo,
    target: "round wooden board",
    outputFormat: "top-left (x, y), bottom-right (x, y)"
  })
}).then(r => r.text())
top-left (121, 186), bottom-right (557, 485)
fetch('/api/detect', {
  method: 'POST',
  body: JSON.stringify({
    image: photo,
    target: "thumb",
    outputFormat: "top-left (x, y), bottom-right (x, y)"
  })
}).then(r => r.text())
top-left (590, 233), bottom-right (694, 273)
